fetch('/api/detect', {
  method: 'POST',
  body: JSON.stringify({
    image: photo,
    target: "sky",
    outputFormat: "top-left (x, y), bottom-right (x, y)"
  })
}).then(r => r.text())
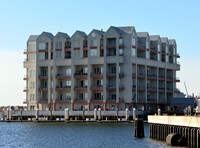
top-left (0, 0), bottom-right (200, 106)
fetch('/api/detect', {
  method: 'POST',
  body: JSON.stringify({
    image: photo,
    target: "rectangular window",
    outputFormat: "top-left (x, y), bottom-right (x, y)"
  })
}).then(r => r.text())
top-left (66, 68), bottom-right (71, 76)
top-left (75, 40), bottom-right (80, 47)
top-left (39, 43), bottom-right (45, 49)
top-left (158, 45), bottom-right (160, 52)
top-left (146, 42), bottom-right (149, 49)
top-left (132, 38), bottom-right (136, 46)
top-left (158, 54), bottom-right (161, 61)
top-left (28, 44), bottom-right (36, 51)
top-left (56, 51), bottom-right (62, 59)
top-left (146, 51), bottom-right (150, 59)
top-left (30, 70), bottom-right (35, 77)
top-left (90, 49), bottom-right (97, 56)
top-left (132, 48), bottom-right (136, 56)
top-left (38, 52), bottom-right (45, 60)
top-left (28, 54), bottom-right (36, 61)
top-left (111, 66), bottom-right (116, 74)
top-left (66, 80), bottom-right (71, 87)
top-left (119, 38), bottom-right (123, 46)
top-left (74, 50), bottom-right (80, 58)
top-left (91, 39), bottom-right (97, 46)
top-left (166, 55), bottom-right (169, 62)
top-left (30, 82), bottom-right (36, 89)
top-left (30, 94), bottom-right (35, 101)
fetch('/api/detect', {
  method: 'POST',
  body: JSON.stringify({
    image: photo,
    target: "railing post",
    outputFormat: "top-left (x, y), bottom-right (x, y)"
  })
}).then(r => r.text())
top-left (94, 108), bottom-right (97, 121)
top-left (65, 108), bottom-right (69, 122)
top-left (125, 108), bottom-right (129, 120)
top-left (133, 108), bottom-right (136, 120)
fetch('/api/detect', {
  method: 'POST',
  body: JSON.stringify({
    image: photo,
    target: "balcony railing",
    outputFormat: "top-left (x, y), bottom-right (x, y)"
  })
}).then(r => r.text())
top-left (56, 86), bottom-right (71, 89)
top-left (91, 98), bottom-right (103, 101)
top-left (39, 98), bottom-right (48, 102)
top-left (92, 85), bottom-right (103, 88)
top-left (74, 72), bottom-right (88, 76)
top-left (75, 98), bottom-right (87, 101)
top-left (57, 97), bottom-right (71, 101)
top-left (107, 53), bottom-right (116, 56)
top-left (107, 98), bottom-right (116, 101)
top-left (57, 73), bottom-right (71, 77)
top-left (75, 86), bottom-right (87, 89)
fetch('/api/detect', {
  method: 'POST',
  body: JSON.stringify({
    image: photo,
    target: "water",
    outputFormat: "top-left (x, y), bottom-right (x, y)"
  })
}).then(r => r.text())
top-left (0, 122), bottom-right (174, 148)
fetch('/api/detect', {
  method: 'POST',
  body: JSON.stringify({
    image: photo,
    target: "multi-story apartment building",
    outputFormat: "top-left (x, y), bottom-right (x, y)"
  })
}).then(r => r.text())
top-left (23, 26), bottom-right (180, 111)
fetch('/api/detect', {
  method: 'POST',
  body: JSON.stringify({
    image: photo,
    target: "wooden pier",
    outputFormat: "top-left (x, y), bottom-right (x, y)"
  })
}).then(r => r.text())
top-left (0, 108), bottom-right (145, 123)
top-left (148, 115), bottom-right (200, 147)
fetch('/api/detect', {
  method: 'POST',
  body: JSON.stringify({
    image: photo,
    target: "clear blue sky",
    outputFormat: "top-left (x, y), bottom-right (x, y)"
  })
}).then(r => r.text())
top-left (0, 0), bottom-right (200, 105)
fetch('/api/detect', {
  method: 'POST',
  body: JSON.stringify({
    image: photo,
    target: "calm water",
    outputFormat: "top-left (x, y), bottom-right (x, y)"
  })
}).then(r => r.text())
top-left (0, 122), bottom-right (174, 148)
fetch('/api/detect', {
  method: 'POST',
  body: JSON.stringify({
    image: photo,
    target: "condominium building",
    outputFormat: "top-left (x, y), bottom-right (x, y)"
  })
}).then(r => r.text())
top-left (23, 26), bottom-right (180, 111)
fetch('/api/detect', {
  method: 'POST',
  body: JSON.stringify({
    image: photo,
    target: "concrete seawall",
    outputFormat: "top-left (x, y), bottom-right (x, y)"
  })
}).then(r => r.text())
top-left (148, 115), bottom-right (200, 147)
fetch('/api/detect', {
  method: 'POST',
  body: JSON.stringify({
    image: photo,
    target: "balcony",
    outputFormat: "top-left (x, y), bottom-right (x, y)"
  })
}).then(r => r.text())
top-left (107, 98), bottom-right (116, 102)
top-left (39, 98), bottom-right (48, 103)
top-left (91, 98), bottom-right (103, 101)
top-left (159, 87), bottom-right (165, 92)
top-left (166, 76), bottom-right (173, 81)
top-left (147, 98), bottom-right (157, 102)
top-left (174, 77), bottom-right (180, 82)
top-left (74, 98), bottom-right (87, 103)
top-left (39, 74), bottom-right (48, 79)
top-left (147, 86), bottom-right (157, 92)
top-left (137, 47), bottom-right (146, 51)
top-left (137, 73), bottom-right (145, 78)
top-left (23, 75), bottom-right (29, 80)
top-left (38, 87), bottom-right (48, 92)
top-left (90, 85), bottom-right (103, 91)
top-left (132, 85), bottom-right (136, 91)
top-left (106, 43), bottom-right (116, 49)
top-left (56, 86), bottom-right (71, 91)
top-left (158, 75), bottom-right (165, 81)
top-left (106, 84), bottom-right (124, 91)
top-left (56, 97), bottom-right (71, 103)
top-left (137, 86), bottom-right (145, 91)
top-left (147, 74), bottom-right (157, 80)
top-left (167, 88), bottom-right (173, 93)
top-left (23, 87), bottom-right (28, 92)
top-left (137, 98), bottom-right (146, 103)
top-left (90, 72), bottom-right (103, 78)
top-left (23, 49), bottom-right (36, 54)
top-left (23, 99), bottom-right (28, 104)
top-left (74, 86), bottom-right (87, 91)
top-left (74, 72), bottom-right (88, 78)
top-left (56, 73), bottom-right (71, 79)
top-left (132, 73), bottom-right (136, 78)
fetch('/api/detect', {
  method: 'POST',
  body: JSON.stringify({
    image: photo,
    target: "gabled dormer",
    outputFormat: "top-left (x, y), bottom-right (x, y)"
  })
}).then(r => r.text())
top-left (136, 32), bottom-right (150, 49)
top-left (54, 32), bottom-right (70, 50)
top-left (36, 32), bottom-right (54, 60)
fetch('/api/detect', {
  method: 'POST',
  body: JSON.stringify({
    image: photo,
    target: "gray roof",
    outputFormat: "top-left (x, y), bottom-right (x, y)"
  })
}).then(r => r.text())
top-left (169, 39), bottom-right (176, 44)
top-left (150, 35), bottom-right (160, 41)
top-left (110, 26), bottom-right (126, 35)
top-left (27, 35), bottom-right (39, 42)
top-left (161, 37), bottom-right (168, 43)
top-left (57, 32), bottom-right (70, 39)
top-left (75, 30), bottom-right (87, 38)
top-left (170, 97), bottom-right (195, 106)
top-left (137, 32), bottom-right (148, 37)
top-left (93, 29), bottom-right (105, 36)
top-left (43, 32), bottom-right (54, 39)
top-left (117, 26), bottom-right (135, 34)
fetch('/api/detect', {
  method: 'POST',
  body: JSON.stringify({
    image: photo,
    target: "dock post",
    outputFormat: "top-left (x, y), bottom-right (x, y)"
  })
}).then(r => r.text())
top-left (65, 108), bottom-right (69, 122)
top-left (35, 108), bottom-right (39, 121)
top-left (83, 109), bottom-right (85, 121)
top-left (134, 115), bottom-right (144, 138)
top-left (94, 108), bottom-right (97, 121)
top-left (20, 109), bottom-right (23, 121)
top-left (2, 109), bottom-right (5, 121)
top-left (7, 109), bottom-right (9, 121)
top-left (9, 109), bottom-right (12, 121)
top-left (125, 108), bottom-right (129, 120)
top-left (133, 108), bottom-right (136, 121)
top-left (158, 109), bottom-right (161, 116)
top-left (98, 108), bottom-right (101, 121)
